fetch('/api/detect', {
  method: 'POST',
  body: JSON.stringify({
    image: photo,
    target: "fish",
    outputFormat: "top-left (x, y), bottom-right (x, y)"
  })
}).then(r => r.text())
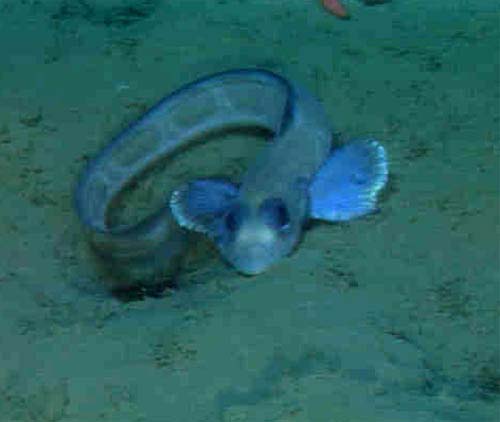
top-left (74, 69), bottom-right (388, 292)
top-left (170, 81), bottom-right (388, 275)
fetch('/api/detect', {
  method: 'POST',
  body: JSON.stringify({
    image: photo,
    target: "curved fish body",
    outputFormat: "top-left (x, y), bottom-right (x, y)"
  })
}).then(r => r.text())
top-left (171, 82), bottom-right (333, 274)
top-left (170, 76), bottom-right (388, 275)
top-left (75, 69), bottom-right (388, 287)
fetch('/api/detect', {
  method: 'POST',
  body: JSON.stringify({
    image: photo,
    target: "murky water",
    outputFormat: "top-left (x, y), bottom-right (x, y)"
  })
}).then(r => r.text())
top-left (0, 1), bottom-right (498, 420)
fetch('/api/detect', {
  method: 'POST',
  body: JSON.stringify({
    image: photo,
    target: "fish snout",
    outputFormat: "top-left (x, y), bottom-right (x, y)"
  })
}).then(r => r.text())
top-left (227, 223), bottom-right (281, 275)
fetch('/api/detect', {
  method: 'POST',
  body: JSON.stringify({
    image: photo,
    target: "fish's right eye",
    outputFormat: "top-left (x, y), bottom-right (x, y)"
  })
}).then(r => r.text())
top-left (259, 197), bottom-right (290, 231)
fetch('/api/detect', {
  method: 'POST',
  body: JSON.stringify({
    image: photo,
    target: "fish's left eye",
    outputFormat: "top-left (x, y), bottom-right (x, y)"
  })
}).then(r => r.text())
top-left (259, 198), bottom-right (290, 231)
top-left (224, 208), bottom-right (241, 233)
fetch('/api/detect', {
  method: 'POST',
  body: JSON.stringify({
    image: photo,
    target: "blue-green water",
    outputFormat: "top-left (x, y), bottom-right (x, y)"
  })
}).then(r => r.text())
top-left (0, 1), bottom-right (498, 421)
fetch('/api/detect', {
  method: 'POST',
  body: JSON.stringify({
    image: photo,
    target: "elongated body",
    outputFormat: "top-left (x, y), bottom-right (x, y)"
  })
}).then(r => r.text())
top-left (171, 80), bottom-right (332, 274)
top-left (75, 69), bottom-right (387, 288)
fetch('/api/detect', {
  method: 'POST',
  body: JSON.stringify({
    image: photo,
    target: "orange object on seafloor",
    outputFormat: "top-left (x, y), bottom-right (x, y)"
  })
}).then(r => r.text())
top-left (321, 0), bottom-right (350, 19)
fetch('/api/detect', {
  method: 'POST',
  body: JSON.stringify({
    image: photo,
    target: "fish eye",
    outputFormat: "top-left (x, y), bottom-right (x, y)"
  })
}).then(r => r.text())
top-left (259, 198), bottom-right (290, 231)
top-left (223, 205), bottom-right (244, 233)
top-left (224, 210), bottom-right (238, 232)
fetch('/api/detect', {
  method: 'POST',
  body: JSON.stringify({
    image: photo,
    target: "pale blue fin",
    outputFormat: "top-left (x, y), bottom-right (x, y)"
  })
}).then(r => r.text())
top-left (309, 139), bottom-right (388, 221)
top-left (170, 179), bottom-right (238, 233)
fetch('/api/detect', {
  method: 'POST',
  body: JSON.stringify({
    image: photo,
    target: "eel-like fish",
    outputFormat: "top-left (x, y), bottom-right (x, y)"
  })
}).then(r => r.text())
top-left (74, 69), bottom-right (387, 291)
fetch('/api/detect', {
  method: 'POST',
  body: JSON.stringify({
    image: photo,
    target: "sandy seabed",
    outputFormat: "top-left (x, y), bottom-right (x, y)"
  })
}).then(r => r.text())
top-left (0, 0), bottom-right (498, 421)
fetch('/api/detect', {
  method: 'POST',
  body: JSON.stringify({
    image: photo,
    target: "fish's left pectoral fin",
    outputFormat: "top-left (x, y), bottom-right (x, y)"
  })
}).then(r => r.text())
top-left (170, 178), bottom-right (238, 233)
top-left (309, 138), bottom-right (388, 221)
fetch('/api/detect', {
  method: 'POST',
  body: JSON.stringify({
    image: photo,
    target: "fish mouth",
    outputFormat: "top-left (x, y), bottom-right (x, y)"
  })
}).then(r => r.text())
top-left (229, 243), bottom-right (279, 275)
top-left (234, 260), bottom-right (274, 276)
top-left (237, 262), bottom-right (271, 276)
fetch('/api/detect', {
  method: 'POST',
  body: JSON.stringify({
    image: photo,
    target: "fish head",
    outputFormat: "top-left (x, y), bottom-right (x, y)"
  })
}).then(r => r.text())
top-left (170, 177), bottom-right (309, 275)
top-left (212, 195), bottom-right (303, 275)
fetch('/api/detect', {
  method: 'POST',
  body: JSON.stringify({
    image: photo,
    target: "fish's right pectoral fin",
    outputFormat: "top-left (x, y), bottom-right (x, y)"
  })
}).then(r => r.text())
top-left (170, 178), bottom-right (238, 234)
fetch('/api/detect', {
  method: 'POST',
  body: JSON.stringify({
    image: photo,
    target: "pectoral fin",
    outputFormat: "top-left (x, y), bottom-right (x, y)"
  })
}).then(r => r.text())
top-left (309, 139), bottom-right (388, 221)
top-left (170, 179), bottom-right (238, 233)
